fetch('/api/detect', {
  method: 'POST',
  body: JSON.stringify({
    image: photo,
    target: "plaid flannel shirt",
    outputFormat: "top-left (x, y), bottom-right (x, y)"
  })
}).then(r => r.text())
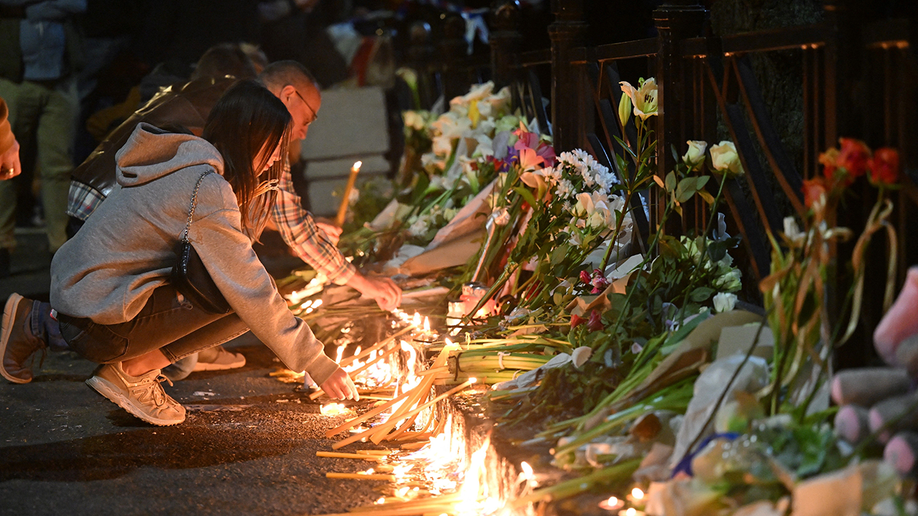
top-left (270, 160), bottom-right (356, 284)
top-left (67, 180), bottom-right (104, 222)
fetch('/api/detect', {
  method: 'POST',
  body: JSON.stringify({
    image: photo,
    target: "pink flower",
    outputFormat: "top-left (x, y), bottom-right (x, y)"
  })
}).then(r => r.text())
top-left (513, 123), bottom-right (556, 170)
top-left (580, 270), bottom-right (592, 284)
top-left (535, 142), bottom-right (556, 168)
top-left (590, 269), bottom-right (609, 294)
top-left (517, 147), bottom-right (545, 171)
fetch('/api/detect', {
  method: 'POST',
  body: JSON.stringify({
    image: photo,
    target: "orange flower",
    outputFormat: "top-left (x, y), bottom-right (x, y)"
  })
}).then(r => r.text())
top-left (802, 176), bottom-right (827, 210)
top-left (818, 147), bottom-right (842, 185)
top-left (837, 137), bottom-right (871, 179)
top-left (868, 147), bottom-right (900, 186)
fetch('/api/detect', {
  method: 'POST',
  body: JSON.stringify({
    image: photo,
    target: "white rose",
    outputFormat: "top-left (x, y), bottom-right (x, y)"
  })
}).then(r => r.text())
top-left (709, 141), bottom-right (743, 177)
top-left (713, 292), bottom-right (737, 313)
top-left (683, 140), bottom-right (708, 171)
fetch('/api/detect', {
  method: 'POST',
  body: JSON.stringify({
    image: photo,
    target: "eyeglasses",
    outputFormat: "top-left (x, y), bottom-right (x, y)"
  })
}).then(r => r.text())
top-left (293, 89), bottom-right (319, 126)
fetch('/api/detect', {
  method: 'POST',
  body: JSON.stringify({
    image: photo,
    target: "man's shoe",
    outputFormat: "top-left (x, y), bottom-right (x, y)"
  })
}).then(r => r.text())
top-left (193, 345), bottom-right (246, 372)
top-left (86, 362), bottom-right (186, 426)
top-left (1, 293), bottom-right (46, 384)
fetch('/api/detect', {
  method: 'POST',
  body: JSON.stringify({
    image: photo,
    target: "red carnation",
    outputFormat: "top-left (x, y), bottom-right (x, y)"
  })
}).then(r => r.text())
top-left (587, 309), bottom-right (605, 332)
top-left (868, 147), bottom-right (900, 186)
top-left (836, 138), bottom-right (871, 180)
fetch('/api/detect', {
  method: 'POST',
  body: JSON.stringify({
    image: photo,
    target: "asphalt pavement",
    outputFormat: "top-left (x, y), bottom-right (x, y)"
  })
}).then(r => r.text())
top-left (0, 230), bottom-right (389, 516)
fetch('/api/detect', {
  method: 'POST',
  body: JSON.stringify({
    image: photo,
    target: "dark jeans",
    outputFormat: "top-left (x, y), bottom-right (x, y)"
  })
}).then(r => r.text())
top-left (58, 284), bottom-right (249, 365)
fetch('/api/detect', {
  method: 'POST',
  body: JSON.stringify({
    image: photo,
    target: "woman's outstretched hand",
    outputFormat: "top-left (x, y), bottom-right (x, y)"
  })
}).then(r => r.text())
top-left (319, 368), bottom-right (360, 401)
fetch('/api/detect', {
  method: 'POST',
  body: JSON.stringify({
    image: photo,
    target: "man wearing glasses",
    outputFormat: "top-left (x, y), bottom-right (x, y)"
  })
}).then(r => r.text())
top-left (1, 60), bottom-right (401, 385)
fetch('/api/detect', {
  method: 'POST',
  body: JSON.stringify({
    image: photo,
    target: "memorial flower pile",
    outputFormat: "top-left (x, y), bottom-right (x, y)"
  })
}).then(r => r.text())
top-left (295, 76), bottom-right (913, 516)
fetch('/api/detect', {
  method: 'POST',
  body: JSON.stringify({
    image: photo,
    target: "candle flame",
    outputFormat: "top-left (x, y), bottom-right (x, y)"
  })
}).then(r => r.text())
top-left (521, 462), bottom-right (533, 475)
top-left (353, 161), bottom-right (362, 172)
top-left (320, 402), bottom-right (350, 416)
top-left (631, 487), bottom-right (644, 500)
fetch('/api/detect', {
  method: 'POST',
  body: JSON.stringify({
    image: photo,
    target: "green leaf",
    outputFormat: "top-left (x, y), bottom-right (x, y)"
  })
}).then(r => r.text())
top-left (665, 171), bottom-right (677, 192)
top-left (550, 245), bottom-right (568, 266)
top-left (512, 186), bottom-right (538, 209)
top-left (690, 287), bottom-right (715, 302)
top-left (697, 189), bottom-right (715, 204)
top-left (676, 177), bottom-right (708, 203)
top-left (614, 136), bottom-right (637, 159)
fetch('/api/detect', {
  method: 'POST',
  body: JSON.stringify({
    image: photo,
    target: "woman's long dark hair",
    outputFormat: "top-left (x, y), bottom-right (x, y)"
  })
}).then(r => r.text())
top-left (202, 79), bottom-right (291, 237)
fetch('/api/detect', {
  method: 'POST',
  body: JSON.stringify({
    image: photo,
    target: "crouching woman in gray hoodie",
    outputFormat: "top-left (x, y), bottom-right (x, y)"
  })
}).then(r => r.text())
top-left (46, 79), bottom-right (358, 426)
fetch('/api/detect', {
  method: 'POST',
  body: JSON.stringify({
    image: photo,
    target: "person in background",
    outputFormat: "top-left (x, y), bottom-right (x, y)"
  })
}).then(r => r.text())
top-left (8, 79), bottom-right (359, 426)
top-left (0, 95), bottom-right (23, 277)
top-left (0, 0), bottom-right (87, 278)
top-left (1, 60), bottom-right (402, 385)
top-left (0, 96), bottom-right (21, 180)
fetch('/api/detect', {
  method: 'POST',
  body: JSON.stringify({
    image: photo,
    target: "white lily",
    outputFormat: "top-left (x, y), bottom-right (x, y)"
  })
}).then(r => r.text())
top-left (620, 78), bottom-right (658, 120)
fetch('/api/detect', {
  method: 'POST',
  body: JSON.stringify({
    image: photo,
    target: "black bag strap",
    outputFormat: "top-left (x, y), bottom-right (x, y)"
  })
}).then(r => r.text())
top-left (180, 171), bottom-right (213, 244)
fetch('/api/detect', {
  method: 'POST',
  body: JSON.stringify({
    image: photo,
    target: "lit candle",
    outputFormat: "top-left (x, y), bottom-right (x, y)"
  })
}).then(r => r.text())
top-left (325, 472), bottom-right (395, 481)
top-left (598, 496), bottom-right (624, 511)
top-left (335, 160), bottom-right (362, 226)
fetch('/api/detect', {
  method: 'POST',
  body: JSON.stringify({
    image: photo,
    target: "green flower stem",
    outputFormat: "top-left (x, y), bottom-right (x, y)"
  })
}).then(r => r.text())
top-left (537, 416), bottom-right (587, 438)
top-left (462, 263), bottom-right (518, 324)
top-left (441, 371), bottom-right (521, 385)
top-left (555, 377), bottom-right (694, 456)
top-left (676, 173), bottom-right (728, 322)
top-left (599, 188), bottom-right (635, 274)
top-left (457, 357), bottom-right (550, 369)
top-left (510, 458), bottom-right (643, 508)
top-left (592, 199), bottom-right (676, 360)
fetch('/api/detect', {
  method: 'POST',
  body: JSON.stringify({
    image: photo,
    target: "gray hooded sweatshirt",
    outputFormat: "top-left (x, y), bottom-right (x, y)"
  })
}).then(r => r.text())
top-left (50, 123), bottom-right (339, 384)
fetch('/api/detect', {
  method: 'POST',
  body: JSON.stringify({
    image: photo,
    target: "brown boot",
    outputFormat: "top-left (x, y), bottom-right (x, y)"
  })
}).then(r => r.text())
top-left (1, 293), bottom-right (46, 384)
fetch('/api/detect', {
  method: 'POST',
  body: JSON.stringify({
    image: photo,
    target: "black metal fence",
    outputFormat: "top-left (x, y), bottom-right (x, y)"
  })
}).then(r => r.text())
top-left (405, 0), bottom-right (918, 367)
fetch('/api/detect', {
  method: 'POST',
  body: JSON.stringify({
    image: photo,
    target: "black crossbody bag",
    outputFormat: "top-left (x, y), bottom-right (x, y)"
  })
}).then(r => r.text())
top-left (170, 171), bottom-right (232, 314)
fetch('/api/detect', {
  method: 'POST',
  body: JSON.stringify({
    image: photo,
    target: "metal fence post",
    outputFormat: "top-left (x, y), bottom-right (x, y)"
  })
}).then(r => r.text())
top-left (548, 0), bottom-right (586, 152)
top-left (652, 2), bottom-right (706, 181)
top-left (490, 0), bottom-right (522, 90)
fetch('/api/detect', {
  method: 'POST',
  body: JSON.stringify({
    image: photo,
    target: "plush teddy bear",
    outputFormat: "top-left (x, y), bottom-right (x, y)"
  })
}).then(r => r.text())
top-left (832, 266), bottom-right (918, 475)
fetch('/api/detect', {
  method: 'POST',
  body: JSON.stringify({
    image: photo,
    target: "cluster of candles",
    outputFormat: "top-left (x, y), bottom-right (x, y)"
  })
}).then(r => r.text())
top-left (599, 487), bottom-right (646, 515)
